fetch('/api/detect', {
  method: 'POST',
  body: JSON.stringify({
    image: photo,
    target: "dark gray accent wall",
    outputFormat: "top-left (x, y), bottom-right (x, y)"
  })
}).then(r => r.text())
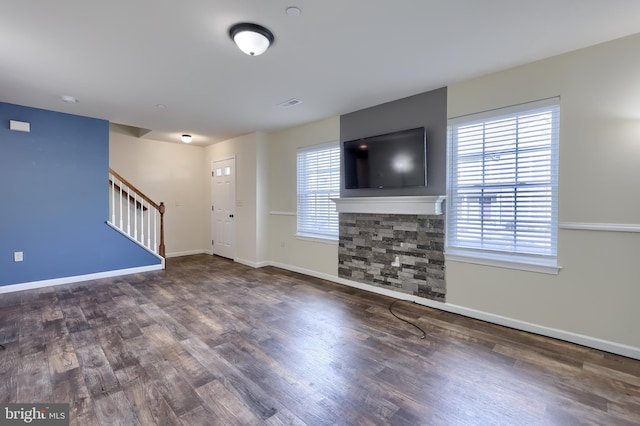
top-left (340, 86), bottom-right (447, 197)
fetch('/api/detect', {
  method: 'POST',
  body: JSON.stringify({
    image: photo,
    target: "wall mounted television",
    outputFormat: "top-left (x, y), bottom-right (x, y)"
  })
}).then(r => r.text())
top-left (343, 127), bottom-right (427, 189)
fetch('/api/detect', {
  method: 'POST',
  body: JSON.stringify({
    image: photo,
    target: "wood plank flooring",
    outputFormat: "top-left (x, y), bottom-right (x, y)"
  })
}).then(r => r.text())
top-left (1, 254), bottom-right (639, 425)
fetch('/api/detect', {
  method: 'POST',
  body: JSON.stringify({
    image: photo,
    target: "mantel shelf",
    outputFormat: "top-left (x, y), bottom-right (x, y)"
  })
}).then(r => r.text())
top-left (331, 196), bottom-right (446, 215)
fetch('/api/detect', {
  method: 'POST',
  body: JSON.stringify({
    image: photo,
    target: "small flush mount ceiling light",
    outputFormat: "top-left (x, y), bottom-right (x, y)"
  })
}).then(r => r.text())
top-left (60, 95), bottom-right (79, 104)
top-left (229, 23), bottom-right (274, 56)
top-left (285, 7), bottom-right (301, 17)
top-left (181, 134), bottom-right (192, 143)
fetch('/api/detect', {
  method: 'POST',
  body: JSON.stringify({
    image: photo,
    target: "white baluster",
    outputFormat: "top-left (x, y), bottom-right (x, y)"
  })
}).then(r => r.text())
top-left (110, 174), bottom-right (115, 224)
top-left (153, 208), bottom-right (158, 253)
top-left (126, 186), bottom-right (131, 235)
top-left (133, 193), bottom-right (138, 242)
top-left (119, 180), bottom-right (123, 229)
top-left (140, 201), bottom-right (145, 247)
top-left (109, 171), bottom-right (163, 258)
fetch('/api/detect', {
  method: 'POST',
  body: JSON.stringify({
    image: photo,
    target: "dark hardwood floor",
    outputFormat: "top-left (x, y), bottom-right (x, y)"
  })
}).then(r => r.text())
top-left (1, 254), bottom-right (639, 425)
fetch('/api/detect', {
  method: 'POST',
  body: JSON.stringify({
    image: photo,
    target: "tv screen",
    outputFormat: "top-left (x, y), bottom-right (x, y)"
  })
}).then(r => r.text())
top-left (343, 127), bottom-right (427, 189)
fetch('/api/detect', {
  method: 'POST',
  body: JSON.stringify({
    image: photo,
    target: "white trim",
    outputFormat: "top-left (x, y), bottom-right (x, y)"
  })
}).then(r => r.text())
top-left (260, 260), bottom-right (640, 361)
top-left (414, 299), bottom-right (640, 361)
top-left (270, 211), bottom-right (296, 216)
top-left (297, 140), bottom-right (339, 153)
top-left (234, 257), bottom-right (270, 268)
top-left (0, 264), bottom-right (163, 295)
top-left (268, 261), bottom-right (340, 284)
top-left (444, 251), bottom-right (561, 275)
top-left (5, 254), bottom-right (637, 360)
top-left (211, 155), bottom-right (236, 163)
top-left (331, 195), bottom-right (446, 215)
top-left (166, 249), bottom-right (211, 258)
top-left (560, 222), bottom-right (640, 233)
top-left (295, 235), bottom-right (338, 245)
top-left (449, 96), bottom-right (561, 124)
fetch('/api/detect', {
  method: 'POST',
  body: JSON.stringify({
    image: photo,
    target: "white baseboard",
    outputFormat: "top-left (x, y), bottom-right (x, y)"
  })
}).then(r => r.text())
top-left (166, 249), bottom-right (211, 258)
top-left (0, 264), bottom-right (164, 295)
top-left (427, 301), bottom-right (640, 361)
top-left (265, 261), bottom-right (640, 360)
top-left (235, 257), bottom-right (270, 268)
top-left (6, 254), bottom-right (637, 360)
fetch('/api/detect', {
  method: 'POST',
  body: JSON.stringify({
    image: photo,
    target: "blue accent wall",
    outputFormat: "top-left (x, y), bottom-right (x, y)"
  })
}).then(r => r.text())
top-left (0, 102), bottom-right (161, 286)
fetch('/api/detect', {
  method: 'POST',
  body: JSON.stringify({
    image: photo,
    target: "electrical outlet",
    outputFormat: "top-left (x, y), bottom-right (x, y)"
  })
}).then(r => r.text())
top-left (14, 251), bottom-right (23, 262)
top-left (391, 256), bottom-right (400, 267)
top-left (280, 240), bottom-right (285, 248)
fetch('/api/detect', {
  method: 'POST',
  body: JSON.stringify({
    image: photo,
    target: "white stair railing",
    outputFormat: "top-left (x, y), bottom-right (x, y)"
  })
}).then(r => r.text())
top-left (108, 168), bottom-right (165, 262)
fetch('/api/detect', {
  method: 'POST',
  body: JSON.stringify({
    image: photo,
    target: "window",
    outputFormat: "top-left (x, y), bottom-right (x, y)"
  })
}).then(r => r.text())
top-left (446, 97), bottom-right (560, 273)
top-left (297, 142), bottom-right (340, 241)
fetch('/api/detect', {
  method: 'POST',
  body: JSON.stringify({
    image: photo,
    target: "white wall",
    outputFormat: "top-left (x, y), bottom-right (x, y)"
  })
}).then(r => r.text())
top-left (446, 34), bottom-right (640, 349)
top-left (205, 132), bottom-right (268, 266)
top-left (256, 134), bottom-right (270, 263)
top-left (110, 32), bottom-right (640, 355)
top-left (109, 125), bottom-right (209, 256)
top-left (266, 117), bottom-right (340, 276)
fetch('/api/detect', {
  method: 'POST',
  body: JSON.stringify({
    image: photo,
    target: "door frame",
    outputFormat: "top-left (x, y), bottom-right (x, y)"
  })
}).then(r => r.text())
top-left (211, 157), bottom-right (236, 259)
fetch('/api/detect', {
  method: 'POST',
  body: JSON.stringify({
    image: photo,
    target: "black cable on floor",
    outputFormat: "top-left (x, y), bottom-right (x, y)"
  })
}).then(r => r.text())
top-left (0, 344), bottom-right (5, 350)
top-left (389, 299), bottom-right (427, 339)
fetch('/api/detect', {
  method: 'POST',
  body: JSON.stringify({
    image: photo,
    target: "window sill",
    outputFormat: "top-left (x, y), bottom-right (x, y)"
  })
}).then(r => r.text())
top-left (444, 249), bottom-right (561, 275)
top-left (296, 234), bottom-right (339, 245)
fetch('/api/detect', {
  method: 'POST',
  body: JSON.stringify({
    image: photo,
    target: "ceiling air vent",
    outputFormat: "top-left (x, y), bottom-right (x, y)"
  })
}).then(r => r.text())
top-left (278, 98), bottom-right (303, 108)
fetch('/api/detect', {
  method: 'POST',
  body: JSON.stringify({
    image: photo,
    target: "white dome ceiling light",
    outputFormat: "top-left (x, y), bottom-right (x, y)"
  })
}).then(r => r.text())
top-left (229, 23), bottom-right (274, 56)
top-left (60, 95), bottom-right (79, 104)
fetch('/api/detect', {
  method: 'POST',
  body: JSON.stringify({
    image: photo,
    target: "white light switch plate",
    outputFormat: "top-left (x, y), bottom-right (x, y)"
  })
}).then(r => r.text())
top-left (14, 251), bottom-right (23, 262)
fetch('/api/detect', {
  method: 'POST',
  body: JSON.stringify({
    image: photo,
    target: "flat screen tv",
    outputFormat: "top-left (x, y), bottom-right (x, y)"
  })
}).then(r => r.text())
top-left (343, 127), bottom-right (427, 189)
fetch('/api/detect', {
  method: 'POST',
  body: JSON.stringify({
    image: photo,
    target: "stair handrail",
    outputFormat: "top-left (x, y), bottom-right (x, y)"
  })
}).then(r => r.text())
top-left (109, 168), bottom-right (165, 259)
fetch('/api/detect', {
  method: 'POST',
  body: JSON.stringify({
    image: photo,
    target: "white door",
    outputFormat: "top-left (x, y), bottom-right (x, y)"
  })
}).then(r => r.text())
top-left (211, 158), bottom-right (236, 259)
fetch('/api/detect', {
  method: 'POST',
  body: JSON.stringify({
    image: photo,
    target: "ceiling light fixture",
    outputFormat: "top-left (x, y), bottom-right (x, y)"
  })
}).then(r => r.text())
top-left (285, 7), bottom-right (301, 17)
top-left (181, 134), bottom-right (192, 143)
top-left (229, 23), bottom-right (274, 56)
top-left (60, 95), bottom-right (79, 104)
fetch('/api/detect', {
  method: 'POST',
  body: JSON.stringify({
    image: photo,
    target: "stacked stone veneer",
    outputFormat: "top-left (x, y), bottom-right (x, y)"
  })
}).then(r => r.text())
top-left (338, 213), bottom-right (445, 302)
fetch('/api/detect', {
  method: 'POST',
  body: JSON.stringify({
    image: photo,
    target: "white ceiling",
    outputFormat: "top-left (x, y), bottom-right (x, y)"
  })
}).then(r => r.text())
top-left (2, 1), bottom-right (640, 145)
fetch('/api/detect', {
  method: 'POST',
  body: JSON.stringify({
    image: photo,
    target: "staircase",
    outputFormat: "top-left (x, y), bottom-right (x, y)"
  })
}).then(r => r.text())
top-left (108, 168), bottom-right (165, 267)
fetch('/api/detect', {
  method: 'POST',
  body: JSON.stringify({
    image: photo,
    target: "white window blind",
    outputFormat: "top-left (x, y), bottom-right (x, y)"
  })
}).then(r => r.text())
top-left (297, 142), bottom-right (340, 240)
top-left (446, 98), bottom-right (560, 269)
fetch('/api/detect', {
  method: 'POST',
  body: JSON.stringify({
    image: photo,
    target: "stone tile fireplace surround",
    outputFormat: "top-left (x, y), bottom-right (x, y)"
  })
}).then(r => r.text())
top-left (333, 196), bottom-right (446, 302)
